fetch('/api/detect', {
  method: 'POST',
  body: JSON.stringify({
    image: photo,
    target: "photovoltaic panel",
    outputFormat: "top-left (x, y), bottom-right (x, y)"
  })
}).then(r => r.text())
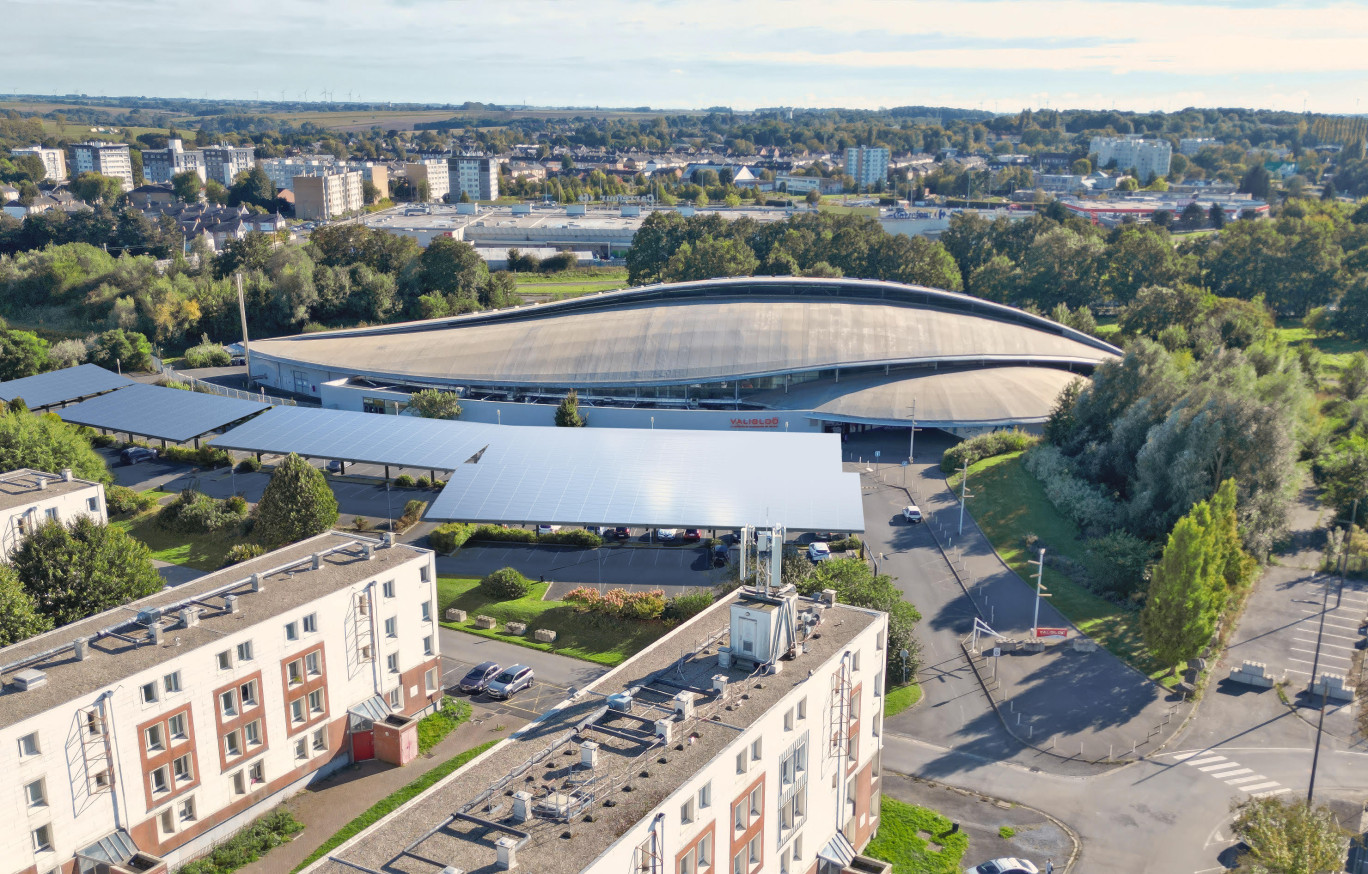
top-left (0, 364), bottom-right (133, 409)
top-left (58, 383), bottom-right (270, 442)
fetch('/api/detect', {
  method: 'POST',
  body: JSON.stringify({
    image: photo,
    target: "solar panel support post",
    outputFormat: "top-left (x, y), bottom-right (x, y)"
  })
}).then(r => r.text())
top-left (236, 273), bottom-right (253, 388)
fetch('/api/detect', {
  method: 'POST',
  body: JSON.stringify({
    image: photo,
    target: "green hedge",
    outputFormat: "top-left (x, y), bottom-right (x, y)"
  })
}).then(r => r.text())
top-left (236, 457), bottom-right (261, 473)
top-left (162, 444), bottom-right (232, 469)
top-left (940, 428), bottom-right (1040, 474)
top-left (663, 590), bottom-right (715, 625)
top-left (538, 527), bottom-right (603, 547)
top-left (222, 542), bottom-right (266, 568)
top-left (157, 489), bottom-right (247, 533)
top-left (470, 525), bottom-right (537, 543)
top-left (429, 522), bottom-right (476, 553)
top-left (106, 484), bottom-right (157, 516)
top-left (177, 807), bottom-right (303, 874)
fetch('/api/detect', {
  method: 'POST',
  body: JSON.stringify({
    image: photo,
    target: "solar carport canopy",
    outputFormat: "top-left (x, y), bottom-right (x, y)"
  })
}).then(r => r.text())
top-left (0, 363), bottom-right (133, 409)
top-left (59, 383), bottom-right (270, 443)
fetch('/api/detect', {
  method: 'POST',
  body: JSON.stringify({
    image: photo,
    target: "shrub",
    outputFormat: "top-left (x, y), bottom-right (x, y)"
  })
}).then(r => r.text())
top-left (663, 590), bottom-right (715, 625)
top-left (828, 535), bottom-right (863, 553)
top-left (254, 453), bottom-right (339, 549)
top-left (236, 457), bottom-right (261, 473)
top-left (1022, 445), bottom-right (1122, 534)
top-left (105, 484), bottom-right (156, 516)
top-left (394, 474), bottom-right (415, 488)
top-left (353, 515), bottom-right (372, 531)
top-left (1082, 530), bottom-right (1156, 599)
top-left (397, 499), bottom-right (427, 530)
top-left (157, 489), bottom-right (247, 533)
top-left (176, 807), bottom-right (303, 874)
top-left (182, 339), bottom-right (232, 369)
top-left (564, 587), bottom-right (667, 621)
top-left (89, 431), bottom-right (118, 448)
top-left (429, 522), bottom-right (476, 553)
top-left (470, 524), bottom-right (537, 543)
top-left (415, 476), bottom-right (432, 489)
top-left (160, 445), bottom-right (231, 468)
top-left (479, 567), bottom-right (532, 600)
top-left (538, 527), bottom-right (603, 547)
top-left (538, 251), bottom-right (578, 272)
top-left (941, 429), bottom-right (1040, 474)
top-left (225, 495), bottom-right (249, 515)
top-left (222, 542), bottom-right (266, 568)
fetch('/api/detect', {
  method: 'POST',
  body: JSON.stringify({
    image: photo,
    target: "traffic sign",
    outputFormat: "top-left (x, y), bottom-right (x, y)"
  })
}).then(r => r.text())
top-left (1035, 627), bottom-right (1068, 638)
top-left (992, 647), bottom-right (1002, 658)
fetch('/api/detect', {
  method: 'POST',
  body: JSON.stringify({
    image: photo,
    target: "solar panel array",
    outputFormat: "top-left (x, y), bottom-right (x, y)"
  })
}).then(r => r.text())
top-left (59, 383), bottom-right (270, 442)
top-left (0, 364), bottom-right (133, 409)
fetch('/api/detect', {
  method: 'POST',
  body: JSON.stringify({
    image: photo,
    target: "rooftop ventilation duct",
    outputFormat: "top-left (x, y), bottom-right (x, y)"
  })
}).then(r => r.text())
top-left (580, 740), bottom-right (599, 768)
top-left (36, 477), bottom-right (46, 490)
top-left (180, 607), bottom-right (199, 629)
top-left (12, 668), bottom-right (47, 691)
top-left (673, 691), bottom-right (696, 720)
top-left (150, 623), bottom-right (164, 646)
top-left (225, 594), bottom-right (240, 614)
top-left (655, 717), bottom-right (674, 743)
top-left (511, 791), bottom-right (533, 823)
top-left (363, 544), bottom-right (374, 561)
top-left (495, 837), bottom-right (518, 870)
top-left (311, 553), bottom-right (323, 570)
top-left (61, 468), bottom-right (73, 482)
top-left (251, 573), bottom-right (264, 592)
top-left (383, 532), bottom-right (395, 548)
top-left (712, 674), bottom-right (729, 697)
top-left (73, 637), bottom-right (89, 661)
top-left (136, 608), bottom-right (162, 626)
top-left (822, 588), bottom-right (838, 607)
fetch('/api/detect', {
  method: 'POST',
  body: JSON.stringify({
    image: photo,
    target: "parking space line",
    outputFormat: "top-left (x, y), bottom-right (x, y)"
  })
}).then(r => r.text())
top-left (1290, 648), bottom-right (1352, 662)
top-left (1288, 658), bottom-right (1319, 665)
top-left (1283, 668), bottom-right (1312, 675)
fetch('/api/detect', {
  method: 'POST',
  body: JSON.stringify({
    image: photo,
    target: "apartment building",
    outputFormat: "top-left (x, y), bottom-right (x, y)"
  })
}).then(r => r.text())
top-left (303, 580), bottom-right (890, 874)
top-left (1089, 135), bottom-right (1173, 181)
top-left (294, 171), bottom-right (364, 221)
top-left (402, 159), bottom-right (449, 203)
top-left (202, 145), bottom-right (256, 187)
top-left (843, 147), bottom-right (890, 191)
top-left (71, 143), bottom-right (134, 191)
top-left (258, 157), bottom-right (337, 192)
top-left (1179, 138), bottom-right (1222, 156)
top-left (447, 156), bottom-right (500, 202)
top-left (0, 532), bottom-right (442, 874)
top-left (142, 140), bottom-right (207, 185)
top-left (9, 147), bottom-right (67, 181)
top-left (0, 468), bottom-right (107, 559)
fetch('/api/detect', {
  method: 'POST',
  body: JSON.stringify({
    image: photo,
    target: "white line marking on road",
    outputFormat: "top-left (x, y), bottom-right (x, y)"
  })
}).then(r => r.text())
top-left (1251, 788), bottom-right (1291, 799)
top-left (1186, 756), bottom-right (1227, 767)
top-left (1216, 768), bottom-right (1253, 779)
top-left (1289, 658), bottom-right (1319, 665)
top-left (1200, 762), bottom-right (1241, 772)
top-left (1241, 781), bottom-right (1282, 792)
top-left (1224, 775), bottom-right (1267, 785)
top-left (1171, 751), bottom-right (1201, 761)
top-left (1290, 648), bottom-right (1352, 662)
top-left (1284, 668), bottom-right (1312, 675)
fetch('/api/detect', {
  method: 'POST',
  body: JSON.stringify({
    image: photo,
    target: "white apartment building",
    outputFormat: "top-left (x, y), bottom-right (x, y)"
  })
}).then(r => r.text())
top-left (1089, 135), bottom-right (1173, 181)
top-left (71, 142), bottom-right (134, 191)
top-left (304, 581), bottom-right (891, 874)
top-left (9, 147), bottom-right (67, 181)
top-left (0, 468), bottom-right (107, 559)
top-left (447, 156), bottom-right (500, 202)
top-left (0, 532), bottom-right (443, 874)
top-left (142, 139), bottom-right (206, 185)
top-left (259, 157), bottom-right (337, 192)
top-left (202, 145), bottom-right (256, 186)
top-left (402, 160), bottom-right (449, 203)
top-left (843, 147), bottom-right (890, 191)
top-left (294, 171), bottom-right (365, 221)
top-left (1178, 138), bottom-right (1222, 156)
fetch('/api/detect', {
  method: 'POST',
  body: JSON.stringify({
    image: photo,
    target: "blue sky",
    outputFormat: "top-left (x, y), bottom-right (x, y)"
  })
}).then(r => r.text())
top-left (7, 0), bottom-right (1368, 114)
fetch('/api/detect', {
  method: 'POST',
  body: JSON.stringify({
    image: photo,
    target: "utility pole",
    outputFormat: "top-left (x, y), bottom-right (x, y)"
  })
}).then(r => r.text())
top-left (1029, 548), bottom-right (1050, 639)
top-left (958, 455), bottom-right (971, 535)
top-left (908, 399), bottom-right (916, 464)
top-left (236, 273), bottom-right (252, 388)
top-left (1307, 557), bottom-right (1339, 804)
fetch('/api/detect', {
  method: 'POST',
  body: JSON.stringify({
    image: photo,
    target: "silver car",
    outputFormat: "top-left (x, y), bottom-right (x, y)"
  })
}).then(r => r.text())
top-left (485, 665), bottom-right (534, 699)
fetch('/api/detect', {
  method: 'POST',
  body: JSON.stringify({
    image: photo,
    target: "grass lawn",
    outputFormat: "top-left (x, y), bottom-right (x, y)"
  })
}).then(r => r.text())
top-left (291, 740), bottom-right (499, 874)
top-left (111, 490), bottom-right (251, 572)
top-left (416, 697), bottom-right (472, 754)
top-left (884, 683), bottom-right (923, 718)
top-left (517, 281), bottom-right (626, 297)
top-left (436, 577), bottom-right (669, 666)
top-left (863, 797), bottom-right (969, 874)
top-left (949, 452), bottom-right (1166, 679)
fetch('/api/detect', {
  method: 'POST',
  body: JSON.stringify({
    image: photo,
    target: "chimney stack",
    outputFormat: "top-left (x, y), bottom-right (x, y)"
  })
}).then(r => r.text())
top-left (225, 594), bottom-right (240, 614)
top-left (495, 837), bottom-right (518, 870)
top-left (251, 573), bottom-right (264, 592)
top-left (61, 468), bottom-right (73, 482)
top-left (511, 791), bottom-right (533, 823)
top-left (580, 740), bottom-right (599, 769)
top-left (73, 637), bottom-right (89, 660)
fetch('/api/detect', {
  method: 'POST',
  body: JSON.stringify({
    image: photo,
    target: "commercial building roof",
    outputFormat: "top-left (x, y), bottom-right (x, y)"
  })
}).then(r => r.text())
top-left (57, 382), bottom-right (270, 442)
top-left (249, 277), bottom-right (1118, 390)
top-left (0, 363), bottom-right (133, 409)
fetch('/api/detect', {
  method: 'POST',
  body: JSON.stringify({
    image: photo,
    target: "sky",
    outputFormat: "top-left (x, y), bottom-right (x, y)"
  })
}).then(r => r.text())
top-left (6, 0), bottom-right (1368, 115)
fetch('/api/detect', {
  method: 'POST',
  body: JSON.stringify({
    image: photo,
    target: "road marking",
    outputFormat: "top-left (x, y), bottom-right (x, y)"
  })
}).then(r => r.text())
top-left (1186, 756), bottom-right (1227, 766)
top-left (1215, 768), bottom-right (1253, 779)
top-left (1224, 775), bottom-right (1266, 785)
top-left (1241, 781), bottom-right (1282, 792)
top-left (1290, 648), bottom-right (1353, 662)
top-left (1171, 751), bottom-right (1201, 761)
top-left (1284, 668), bottom-right (1312, 675)
top-left (1251, 787), bottom-right (1291, 799)
top-left (1200, 762), bottom-right (1240, 772)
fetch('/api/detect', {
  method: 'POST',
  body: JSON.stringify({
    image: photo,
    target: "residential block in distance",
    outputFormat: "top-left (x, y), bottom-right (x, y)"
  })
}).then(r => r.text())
top-left (9, 146), bottom-right (67, 181)
top-left (1089, 135), bottom-right (1173, 180)
top-left (0, 531), bottom-right (443, 874)
top-left (142, 139), bottom-right (207, 184)
top-left (202, 144), bottom-right (256, 187)
top-left (448, 155), bottom-right (500, 202)
top-left (0, 467), bottom-right (107, 559)
top-left (402, 159), bottom-right (450, 203)
top-left (71, 142), bottom-right (134, 191)
top-left (294, 170), bottom-right (365, 220)
top-left (843, 146), bottom-right (890, 191)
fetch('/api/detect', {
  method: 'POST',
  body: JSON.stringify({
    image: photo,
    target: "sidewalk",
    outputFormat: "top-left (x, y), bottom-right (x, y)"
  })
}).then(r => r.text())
top-left (238, 709), bottom-right (526, 874)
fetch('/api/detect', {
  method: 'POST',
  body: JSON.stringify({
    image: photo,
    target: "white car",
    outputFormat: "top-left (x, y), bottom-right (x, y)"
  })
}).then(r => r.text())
top-left (536, 524), bottom-right (561, 535)
top-left (965, 859), bottom-right (1039, 874)
top-left (903, 504), bottom-right (923, 523)
top-left (808, 542), bottom-right (832, 562)
top-left (656, 529), bottom-right (678, 541)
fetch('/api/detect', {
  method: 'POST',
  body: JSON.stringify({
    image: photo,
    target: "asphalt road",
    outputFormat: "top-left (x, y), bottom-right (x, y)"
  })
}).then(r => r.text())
top-left (437, 627), bottom-right (609, 723)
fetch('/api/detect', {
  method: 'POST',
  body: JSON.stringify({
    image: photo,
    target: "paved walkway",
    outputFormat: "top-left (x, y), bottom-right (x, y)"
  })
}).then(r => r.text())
top-left (238, 709), bottom-right (526, 874)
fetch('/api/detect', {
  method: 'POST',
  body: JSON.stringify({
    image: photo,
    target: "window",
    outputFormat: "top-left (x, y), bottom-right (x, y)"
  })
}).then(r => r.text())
top-left (150, 766), bottom-right (169, 794)
top-left (248, 761), bottom-right (264, 785)
top-left (850, 690), bottom-right (861, 722)
top-left (421, 601), bottom-right (432, 622)
top-left (312, 727), bottom-right (327, 752)
top-left (45, 507), bottom-right (58, 522)
top-left (159, 809), bottom-right (175, 835)
top-left (793, 834), bottom-right (802, 861)
top-left (168, 713), bottom-right (187, 740)
top-left (164, 671), bottom-right (181, 694)
top-left (387, 687), bottom-right (401, 709)
top-left (698, 782), bottom-right (712, 809)
top-left (32, 824), bottom-right (52, 853)
top-left (874, 671), bottom-right (884, 698)
top-left (305, 652), bottom-right (321, 676)
top-left (797, 699), bottom-right (806, 720)
top-left (216, 650), bottom-right (232, 671)
top-left (241, 679), bottom-right (258, 707)
top-left (780, 848), bottom-right (791, 874)
top-left (290, 700), bottom-right (305, 724)
top-left (876, 629), bottom-right (885, 651)
top-left (382, 580), bottom-right (396, 599)
top-left (423, 635), bottom-right (434, 656)
top-left (873, 712), bottom-right (882, 738)
top-left (85, 711), bottom-right (104, 737)
top-left (387, 653), bottom-right (399, 674)
top-left (732, 851), bottom-right (744, 874)
top-left (224, 730), bottom-right (242, 757)
top-left (783, 709), bottom-right (794, 731)
top-left (749, 835), bottom-right (761, 866)
top-left (309, 688), bottom-right (324, 714)
top-left (680, 853), bottom-right (694, 874)
top-left (18, 732), bottom-right (39, 756)
top-left (285, 621), bottom-right (299, 641)
top-left (749, 786), bottom-right (763, 817)
top-left (287, 660), bottom-right (303, 685)
top-left (173, 754), bottom-right (193, 783)
top-left (735, 751), bottom-right (746, 775)
top-left (245, 720), bottom-right (262, 746)
top-left (15, 514), bottom-right (27, 536)
top-left (25, 778), bottom-right (46, 808)
top-left (751, 738), bottom-right (762, 761)
top-left (295, 738), bottom-right (308, 760)
top-left (733, 801), bottom-right (746, 832)
top-left (425, 667), bottom-right (438, 693)
top-left (88, 496), bottom-right (100, 513)
top-left (420, 565), bottom-right (431, 583)
top-left (697, 834), bottom-right (712, 868)
top-left (140, 681), bottom-right (158, 704)
top-left (303, 613), bottom-right (317, 633)
top-left (384, 616), bottom-right (398, 638)
top-left (219, 689), bottom-right (237, 717)
top-left (680, 798), bottom-right (695, 824)
top-left (237, 641), bottom-right (253, 662)
top-left (231, 770), bottom-right (246, 795)
top-left (851, 652), bottom-right (861, 672)
top-left (145, 724), bottom-right (164, 752)
top-left (94, 769), bottom-right (111, 789)
top-left (179, 797), bottom-right (197, 822)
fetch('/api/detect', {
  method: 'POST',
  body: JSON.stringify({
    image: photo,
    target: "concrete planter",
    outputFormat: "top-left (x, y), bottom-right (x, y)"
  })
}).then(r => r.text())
top-left (534, 629), bottom-right (558, 643)
top-left (505, 621), bottom-right (527, 636)
top-left (445, 608), bottom-right (467, 622)
top-left (474, 615), bottom-right (498, 630)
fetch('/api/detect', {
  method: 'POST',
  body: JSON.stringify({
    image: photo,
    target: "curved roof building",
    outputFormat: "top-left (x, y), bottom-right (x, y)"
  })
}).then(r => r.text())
top-left (250, 277), bottom-right (1119, 432)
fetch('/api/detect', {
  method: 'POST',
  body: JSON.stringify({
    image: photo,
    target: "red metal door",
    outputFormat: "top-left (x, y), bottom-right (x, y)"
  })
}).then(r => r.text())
top-left (351, 729), bottom-right (374, 761)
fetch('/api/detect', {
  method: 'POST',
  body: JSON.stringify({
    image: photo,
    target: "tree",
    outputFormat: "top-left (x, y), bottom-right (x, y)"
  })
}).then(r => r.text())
top-left (171, 170), bottom-right (203, 203)
top-left (661, 236), bottom-right (758, 282)
top-left (253, 453), bottom-right (339, 549)
top-left (72, 172), bottom-right (125, 206)
top-left (362, 179), bottom-right (380, 205)
top-left (418, 236), bottom-right (487, 304)
top-left (805, 557), bottom-right (922, 675)
top-left (204, 179), bottom-right (229, 205)
top-left (555, 390), bottom-right (587, 427)
top-left (11, 516), bottom-right (162, 627)
top-left (0, 328), bottom-right (50, 380)
top-left (1321, 179), bottom-right (1338, 201)
top-left (227, 166), bottom-right (277, 210)
top-left (1181, 201), bottom-right (1206, 229)
top-left (1071, 158), bottom-right (1091, 175)
top-left (1239, 164), bottom-right (1272, 200)
top-left (88, 328), bottom-right (152, 372)
top-left (805, 189), bottom-right (821, 205)
top-left (407, 388), bottom-right (462, 419)
top-left (1140, 504), bottom-right (1223, 672)
top-left (1230, 796), bottom-right (1348, 874)
top-left (1209, 203), bottom-right (1226, 229)
top-left (0, 565), bottom-right (51, 646)
top-left (0, 406), bottom-right (110, 482)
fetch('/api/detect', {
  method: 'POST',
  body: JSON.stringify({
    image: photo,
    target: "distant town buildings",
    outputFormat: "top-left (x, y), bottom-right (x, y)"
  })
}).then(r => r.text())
top-left (294, 170), bottom-right (364, 220)
top-left (142, 139), bottom-right (206, 184)
top-left (775, 174), bottom-right (843, 195)
top-left (1088, 135), bottom-right (1172, 180)
top-left (447, 155), bottom-right (499, 202)
top-left (1179, 138), bottom-right (1223, 156)
top-left (9, 146), bottom-right (67, 181)
top-left (258, 157), bottom-right (338, 192)
top-left (844, 146), bottom-right (890, 190)
top-left (402, 159), bottom-right (449, 203)
top-left (72, 142), bottom-right (135, 191)
top-left (201, 144), bottom-right (256, 186)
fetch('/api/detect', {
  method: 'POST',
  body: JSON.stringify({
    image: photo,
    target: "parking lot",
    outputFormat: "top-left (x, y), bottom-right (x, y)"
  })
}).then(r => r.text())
top-left (441, 656), bottom-right (577, 722)
top-left (443, 541), bottom-right (728, 592)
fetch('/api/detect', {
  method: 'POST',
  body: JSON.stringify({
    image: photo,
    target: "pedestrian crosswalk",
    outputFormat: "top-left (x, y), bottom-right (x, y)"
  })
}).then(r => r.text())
top-left (1170, 751), bottom-right (1290, 798)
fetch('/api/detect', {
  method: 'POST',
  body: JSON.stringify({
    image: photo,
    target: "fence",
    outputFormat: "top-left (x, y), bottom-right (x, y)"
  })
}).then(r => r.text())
top-left (152, 357), bottom-right (295, 406)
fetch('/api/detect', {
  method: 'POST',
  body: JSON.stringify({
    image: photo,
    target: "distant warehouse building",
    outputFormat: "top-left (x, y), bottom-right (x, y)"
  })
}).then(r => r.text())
top-left (247, 276), bottom-right (1119, 436)
top-left (294, 170), bottom-right (364, 221)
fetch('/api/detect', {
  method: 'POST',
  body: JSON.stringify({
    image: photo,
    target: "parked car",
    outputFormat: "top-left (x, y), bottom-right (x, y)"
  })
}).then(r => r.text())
top-left (964, 859), bottom-right (1039, 874)
top-left (712, 542), bottom-right (730, 567)
top-left (536, 524), bottom-right (562, 535)
top-left (486, 665), bottom-right (535, 699)
top-left (684, 528), bottom-right (702, 542)
top-left (808, 542), bottom-right (832, 562)
top-left (657, 529), bottom-right (679, 541)
top-left (326, 459), bottom-right (344, 473)
top-left (457, 661), bottom-right (501, 694)
top-left (120, 446), bottom-right (158, 465)
top-left (586, 525), bottom-right (609, 536)
top-left (903, 504), bottom-right (923, 523)
top-left (614, 526), bottom-right (631, 539)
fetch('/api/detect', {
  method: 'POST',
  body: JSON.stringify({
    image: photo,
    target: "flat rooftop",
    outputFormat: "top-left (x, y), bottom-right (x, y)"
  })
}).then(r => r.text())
top-left (0, 532), bottom-right (426, 731)
top-left (0, 468), bottom-right (100, 513)
top-left (362, 205), bottom-right (793, 235)
top-left (310, 589), bottom-right (878, 874)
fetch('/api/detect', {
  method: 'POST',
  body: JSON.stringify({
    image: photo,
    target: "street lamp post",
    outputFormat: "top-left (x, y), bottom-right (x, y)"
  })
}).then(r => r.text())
top-left (1029, 548), bottom-right (1050, 639)
top-left (958, 455), bottom-right (971, 536)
